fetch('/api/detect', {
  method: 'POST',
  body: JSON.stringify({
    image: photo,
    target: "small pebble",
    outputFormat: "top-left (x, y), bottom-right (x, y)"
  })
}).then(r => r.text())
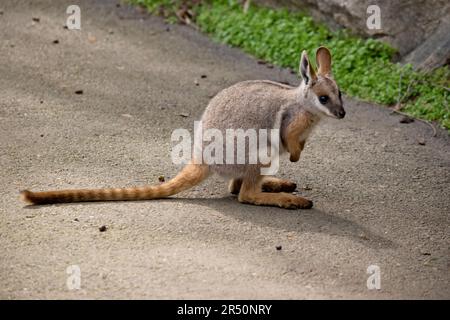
top-left (399, 116), bottom-right (414, 124)
top-left (32, 17), bottom-right (40, 22)
top-left (99, 225), bottom-right (107, 232)
top-left (52, 39), bottom-right (59, 44)
top-left (276, 245), bottom-right (282, 251)
top-left (75, 90), bottom-right (83, 95)
top-left (359, 234), bottom-right (369, 240)
top-left (158, 175), bottom-right (165, 182)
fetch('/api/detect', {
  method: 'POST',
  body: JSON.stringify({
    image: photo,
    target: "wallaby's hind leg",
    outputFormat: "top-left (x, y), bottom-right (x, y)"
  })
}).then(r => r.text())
top-left (230, 177), bottom-right (297, 194)
top-left (228, 178), bottom-right (242, 195)
top-left (238, 177), bottom-right (312, 209)
top-left (261, 177), bottom-right (297, 193)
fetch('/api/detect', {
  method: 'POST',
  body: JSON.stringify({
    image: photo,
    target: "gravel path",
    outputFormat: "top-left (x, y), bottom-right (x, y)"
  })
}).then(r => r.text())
top-left (0, 0), bottom-right (449, 299)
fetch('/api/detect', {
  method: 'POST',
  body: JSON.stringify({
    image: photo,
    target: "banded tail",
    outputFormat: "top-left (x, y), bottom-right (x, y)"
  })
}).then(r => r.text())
top-left (20, 163), bottom-right (209, 205)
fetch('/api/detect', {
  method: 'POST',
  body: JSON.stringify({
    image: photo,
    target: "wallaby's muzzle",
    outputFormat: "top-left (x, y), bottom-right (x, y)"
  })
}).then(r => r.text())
top-left (328, 104), bottom-right (346, 119)
top-left (336, 108), bottom-right (346, 119)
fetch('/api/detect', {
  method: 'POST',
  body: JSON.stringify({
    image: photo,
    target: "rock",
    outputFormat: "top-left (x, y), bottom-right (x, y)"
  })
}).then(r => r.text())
top-left (403, 18), bottom-right (450, 71)
top-left (417, 137), bottom-right (426, 145)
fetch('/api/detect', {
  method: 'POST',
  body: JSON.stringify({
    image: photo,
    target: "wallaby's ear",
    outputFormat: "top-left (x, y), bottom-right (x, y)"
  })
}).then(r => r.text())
top-left (299, 50), bottom-right (317, 85)
top-left (316, 46), bottom-right (332, 76)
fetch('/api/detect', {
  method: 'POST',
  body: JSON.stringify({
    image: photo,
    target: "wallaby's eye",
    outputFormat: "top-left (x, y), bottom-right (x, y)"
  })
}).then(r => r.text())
top-left (319, 95), bottom-right (329, 104)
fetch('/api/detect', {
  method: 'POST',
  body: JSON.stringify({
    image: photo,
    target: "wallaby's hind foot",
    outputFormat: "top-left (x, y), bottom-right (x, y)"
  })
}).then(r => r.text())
top-left (238, 178), bottom-right (312, 210)
top-left (229, 177), bottom-right (297, 195)
top-left (261, 177), bottom-right (297, 193)
top-left (240, 192), bottom-right (313, 209)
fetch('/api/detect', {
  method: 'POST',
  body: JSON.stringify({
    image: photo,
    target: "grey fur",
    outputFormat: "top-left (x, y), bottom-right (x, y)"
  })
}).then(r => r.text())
top-left (196, 48), bottom-right (345, 183)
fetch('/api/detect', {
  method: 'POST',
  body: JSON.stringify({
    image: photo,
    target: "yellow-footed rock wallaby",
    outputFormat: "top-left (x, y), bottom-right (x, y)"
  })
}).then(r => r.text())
top-left (21, 47), bottom-right (345, 209)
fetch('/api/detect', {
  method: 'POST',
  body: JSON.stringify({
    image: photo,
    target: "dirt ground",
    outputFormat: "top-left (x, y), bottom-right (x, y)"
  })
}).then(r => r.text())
top-left (0, 0), bottom-right (449, 299)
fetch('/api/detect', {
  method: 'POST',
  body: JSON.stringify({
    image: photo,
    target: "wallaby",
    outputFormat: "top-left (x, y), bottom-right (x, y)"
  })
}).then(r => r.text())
top-left (21, 47), bottom-right (345, 209)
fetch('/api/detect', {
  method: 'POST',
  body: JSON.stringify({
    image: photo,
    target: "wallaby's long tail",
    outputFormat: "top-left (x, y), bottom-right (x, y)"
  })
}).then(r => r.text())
top-left (20, 163), bottom-right (209, 205)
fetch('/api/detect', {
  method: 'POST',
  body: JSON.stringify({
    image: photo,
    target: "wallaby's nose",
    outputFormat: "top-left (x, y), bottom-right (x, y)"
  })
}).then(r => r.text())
top-left (338, 109), bottom-right (346, 119)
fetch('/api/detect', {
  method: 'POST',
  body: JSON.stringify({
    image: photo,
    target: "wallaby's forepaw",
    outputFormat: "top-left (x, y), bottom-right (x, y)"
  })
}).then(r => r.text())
top-left (262, 179), bottom-right (297, 193)
top-left (289, 152), bottom-right (300, 162)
